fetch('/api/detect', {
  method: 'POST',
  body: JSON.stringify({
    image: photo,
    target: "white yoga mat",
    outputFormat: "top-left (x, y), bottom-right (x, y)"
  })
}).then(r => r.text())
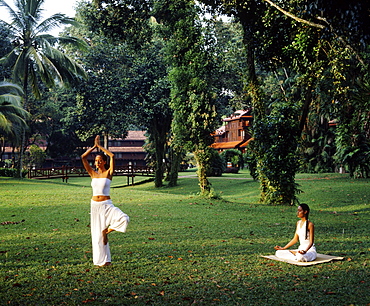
top-left (261, 253), bottom-right (345, 266)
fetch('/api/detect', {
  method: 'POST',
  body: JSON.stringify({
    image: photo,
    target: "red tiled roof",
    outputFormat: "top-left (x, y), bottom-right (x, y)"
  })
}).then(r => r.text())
top-left (124, 131), bottom-right (146, 140)
top-left (211, 141), bottom-right (244, 149)
top-left (211, 138), bottom-right (253, 149)
top-left (111, 147), bottom-right (145, 153)
top-left (239, 138), bottom-right (254, 147)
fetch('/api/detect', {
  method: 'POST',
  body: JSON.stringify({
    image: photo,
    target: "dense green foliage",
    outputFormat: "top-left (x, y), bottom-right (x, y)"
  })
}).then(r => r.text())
top-left (0, 0), bottom-right (369, 205)
top-left (86, 0), bottom-right (153, 49)
top-left (74, 1), bottom-right (173, 187)
top-left (0, 167), bottom-right (26, 177)
top-left (0, 0), bottom-right (87, 175)
top-left (252, 101), bottom-right (301, 205)
top-left (0, 172), bottom-right (369, 304)
top-left (25, 144), bottom-right (46, 168)
top-left (220, 149), bottom-right (244, 169)
top-left (30, 87), bottom-right (85, 161)
top-left (199, 0), bottom-right (370, 203)
top-left (128, 40), bottom-right (172, 188)
top-left (155, 0), bottom-right (221, 194)
top-left (207, 149), bottom-right (225, 177)
top-left (0, 22), bottom-right (11, 80)
top-left (334, 76), bottom-right (370, 178)
top-left (71, 39), bottom-right (133, 140)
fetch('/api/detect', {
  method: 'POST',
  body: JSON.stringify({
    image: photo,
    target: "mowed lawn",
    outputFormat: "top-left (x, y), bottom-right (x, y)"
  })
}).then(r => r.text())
top-left (0, 171), bottom-right (369, 305)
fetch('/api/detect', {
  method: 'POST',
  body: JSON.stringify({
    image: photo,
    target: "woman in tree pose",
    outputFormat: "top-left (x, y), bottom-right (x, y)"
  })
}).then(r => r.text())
top-left (274, 203), bottom-right (316, 262)
top-left (81, 135), bottom-right (129, 266)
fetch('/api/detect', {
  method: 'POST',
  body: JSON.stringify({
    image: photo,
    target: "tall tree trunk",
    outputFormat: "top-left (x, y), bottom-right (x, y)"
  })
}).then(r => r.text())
top-left (152, 133), bottom-right (166, 188)
top-left (299, 84), bottom-right (313, 133)
top-left (154, 151), bottom-right (164, 187)
top-left (239, 10), bottom-right (301, 204)
top-left (239, 14), bottom-right (265, 121)
top-left (194, 146), bottom-right (212, 195)
top-left (167, 146), bottom-right (183, 187)
top-left (149, 114), bottom-right (172, 187)
top-left (238, 10), bottom-right (269, 202)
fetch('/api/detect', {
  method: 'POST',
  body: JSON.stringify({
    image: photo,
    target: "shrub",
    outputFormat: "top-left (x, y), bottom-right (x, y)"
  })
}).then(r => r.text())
top-left (244, 149), bottom-right (258, 180)
top-left (0, 167), bottom-right (27, 177)
top-left (207, 149), bottom-right (225, 177)
top-left (220, 149), bottom-right (244, 172)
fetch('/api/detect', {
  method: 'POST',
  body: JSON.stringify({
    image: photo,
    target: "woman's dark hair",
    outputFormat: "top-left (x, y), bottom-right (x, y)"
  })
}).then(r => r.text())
top-left (299, 203), bottom-right (310, 240)
top-left (96, 152), bottom-right (109, 170)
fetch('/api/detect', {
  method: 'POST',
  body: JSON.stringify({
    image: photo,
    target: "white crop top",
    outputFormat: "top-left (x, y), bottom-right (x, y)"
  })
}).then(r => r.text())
top-left (91, 178), bottom-right (111, 196)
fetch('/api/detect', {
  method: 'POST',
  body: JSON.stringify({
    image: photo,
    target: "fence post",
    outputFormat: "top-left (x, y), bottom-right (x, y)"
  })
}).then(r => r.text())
top-left (62, 165), bottom-right (69, 183)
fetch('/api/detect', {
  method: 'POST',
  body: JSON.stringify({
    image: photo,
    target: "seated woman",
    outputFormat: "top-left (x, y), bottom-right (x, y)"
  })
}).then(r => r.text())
top-left (274, 203), bottom-right (317, 262)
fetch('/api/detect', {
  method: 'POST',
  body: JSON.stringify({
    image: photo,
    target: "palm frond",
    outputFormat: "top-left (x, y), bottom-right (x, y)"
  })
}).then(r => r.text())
top-left (0, 113), bottom-right (12, 132)
top-left (2, 109), bottom-right (28, 123)
top-left (0, 82), bottom-right (23, 96)
top-left (35, 33), bottom-right (58, 45)
top-left (26, 45), bottom-right (45, 74)
top-left (0, 93), bottom-right (23, 105)
top-left (17, 0), bottom-right (44, 22)
top-left (12, 49), bottom-right (28, 84)
top-left (0, 0), bottom-right (20, 26)
top-left (28, 65), bottom-right (42, 99)
top-left (0, 103), bottom-right (29, 119)
top-left (58, 35), bottom-right (89, 52)
top-left (0, 80), bottom-right (29, 134)
top-left (0, 49), bottom-right (19, 68)
top-left (38, 53), bottom-right (61, 86)
top-left (0, 21), bottom-right (21, 40)
top-left (42, 43), bottom-right (87, 81)
top-left (35, 13), bottom-right (78, 35)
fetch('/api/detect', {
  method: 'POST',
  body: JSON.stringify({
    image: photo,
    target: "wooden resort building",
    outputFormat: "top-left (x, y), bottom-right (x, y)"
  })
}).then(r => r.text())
top-left (211, 109), bottom-right (253, 153)
top-left (106, 131), bottom-right (147, 167)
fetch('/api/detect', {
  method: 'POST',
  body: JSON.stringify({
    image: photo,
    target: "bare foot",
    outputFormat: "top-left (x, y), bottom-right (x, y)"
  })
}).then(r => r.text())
top-left (102, 229), bottom-right (108, 245)
top-left (96, 262), bottom-right (112, 268)
top-left (289, 250), bottom-right (297, 255)
top-left (102, 228), bottom-right (115, 245)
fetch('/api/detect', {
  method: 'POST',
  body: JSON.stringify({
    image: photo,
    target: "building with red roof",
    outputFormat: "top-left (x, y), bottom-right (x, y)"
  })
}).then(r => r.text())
top-left (211, 109), bottom-right (253, 153)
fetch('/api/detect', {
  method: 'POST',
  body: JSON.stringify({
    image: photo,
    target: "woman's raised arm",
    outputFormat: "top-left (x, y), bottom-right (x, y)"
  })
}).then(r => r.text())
top-left (94, 135), bottom-right (115, 176)
top-left (81, 142), bottom-right (97, 177)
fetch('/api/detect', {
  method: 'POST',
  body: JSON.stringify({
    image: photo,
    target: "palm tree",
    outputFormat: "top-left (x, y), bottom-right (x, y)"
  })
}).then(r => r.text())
top-left (0, 81), bottom-right (28, 133)
top-left (0, 81), bottom-right (29, 164)
top-left (0, 0), bottom-right (88, 176)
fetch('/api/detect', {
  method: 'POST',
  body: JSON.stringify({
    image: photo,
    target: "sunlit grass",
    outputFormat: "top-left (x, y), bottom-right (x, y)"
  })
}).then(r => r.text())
top-left (0, 172), bottom-right (369, 305)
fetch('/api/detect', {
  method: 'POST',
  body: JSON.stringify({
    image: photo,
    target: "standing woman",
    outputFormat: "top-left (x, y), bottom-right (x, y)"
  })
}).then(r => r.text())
top-left (274, 204), bottom-right (316, 262)
top-left (81, 135), bottom-right (129, 266)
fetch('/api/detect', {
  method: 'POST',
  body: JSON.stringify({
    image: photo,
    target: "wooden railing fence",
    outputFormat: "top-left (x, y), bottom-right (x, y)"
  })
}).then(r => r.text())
top-left (28, 165), bottom-right (154, 185)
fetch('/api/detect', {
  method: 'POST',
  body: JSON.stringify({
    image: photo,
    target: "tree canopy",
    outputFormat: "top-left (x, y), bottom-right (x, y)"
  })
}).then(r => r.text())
top-left (1, 0), bottom-right (368, 199)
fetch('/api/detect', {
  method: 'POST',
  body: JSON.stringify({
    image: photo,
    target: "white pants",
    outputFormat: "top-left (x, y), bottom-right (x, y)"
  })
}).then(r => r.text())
top-left (90, 199), bottom-right (129, 266)
top-left (275, 246), bottom-right (317, 262)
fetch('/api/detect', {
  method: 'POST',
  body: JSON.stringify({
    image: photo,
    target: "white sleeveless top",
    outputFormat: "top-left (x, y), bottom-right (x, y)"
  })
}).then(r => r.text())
top-left (296, 220), bottom-right (315, 250)
top-left (91, 178), bottom-right (111, 196)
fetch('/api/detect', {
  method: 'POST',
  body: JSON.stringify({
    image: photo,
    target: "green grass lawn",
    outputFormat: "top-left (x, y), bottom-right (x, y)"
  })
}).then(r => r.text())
top-left (0, 171), bottom-right (369, 305)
